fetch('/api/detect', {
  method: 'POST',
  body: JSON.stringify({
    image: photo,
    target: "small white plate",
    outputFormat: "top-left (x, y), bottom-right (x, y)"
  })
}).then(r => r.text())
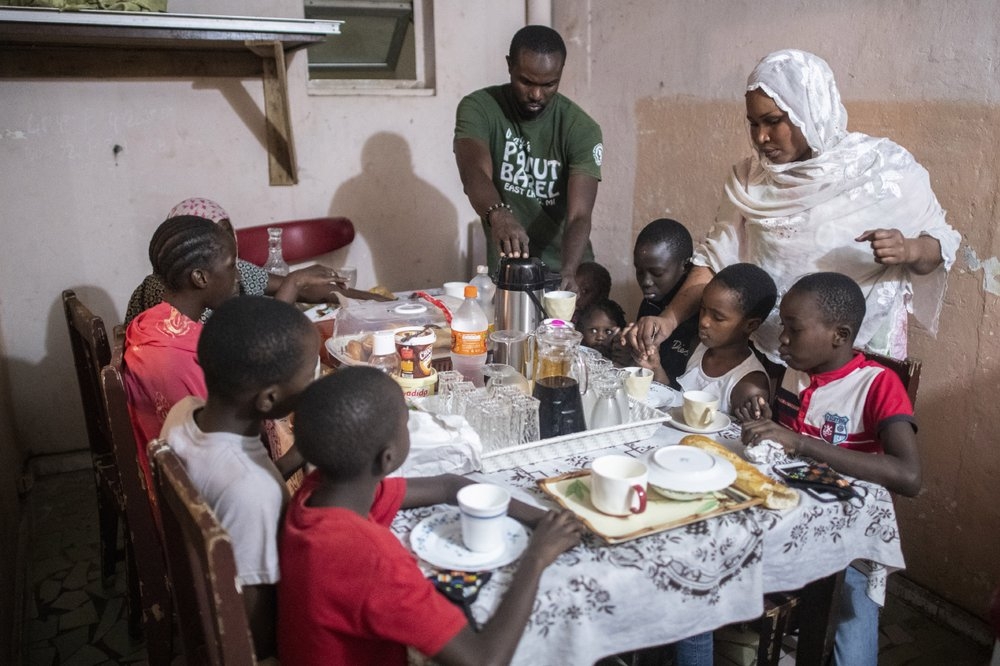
top-left (410, 508), bottom-right (529, 571)
top-left (643, 446), bottom-right (737, 494)
top-left (646, 382), bottom-right (679, 410)
top-left (666, 407), bottom-right (732, 434)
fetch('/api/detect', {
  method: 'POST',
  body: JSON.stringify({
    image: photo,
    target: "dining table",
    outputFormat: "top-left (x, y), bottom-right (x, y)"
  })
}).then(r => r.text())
top-left (390, 391), bottom-right (907, 665)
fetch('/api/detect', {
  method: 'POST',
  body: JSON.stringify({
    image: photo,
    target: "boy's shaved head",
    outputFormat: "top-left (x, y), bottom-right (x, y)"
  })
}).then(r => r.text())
top-left (788, 272), bottom-right (866, 340)
top-left (293, 367), bottom-right (407, 481)
top-left (635, 218), bottom-right (693, 260)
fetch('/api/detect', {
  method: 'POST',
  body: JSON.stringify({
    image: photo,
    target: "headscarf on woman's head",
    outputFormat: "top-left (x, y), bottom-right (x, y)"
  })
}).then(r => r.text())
top-left (746, 49), bottom-right (848, 158)
top-left (167, 197), bottom-right (229, 225)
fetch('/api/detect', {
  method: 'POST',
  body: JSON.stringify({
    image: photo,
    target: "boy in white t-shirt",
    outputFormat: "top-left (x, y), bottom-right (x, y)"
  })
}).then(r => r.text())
top-left (159, 296), bottom-right (318, 660)
top-left (677, 263), bottom-right (777, 413)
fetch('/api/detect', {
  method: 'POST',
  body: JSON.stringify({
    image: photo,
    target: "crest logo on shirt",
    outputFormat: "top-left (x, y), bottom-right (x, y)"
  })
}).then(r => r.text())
top-left (820, 412), bottom-right (849, 445)
top-left (593, 143), bottom-right (604, 166)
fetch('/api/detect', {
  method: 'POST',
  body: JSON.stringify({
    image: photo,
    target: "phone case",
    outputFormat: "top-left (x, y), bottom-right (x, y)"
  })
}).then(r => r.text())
top-left (772, 462), bottom-right (859, 500)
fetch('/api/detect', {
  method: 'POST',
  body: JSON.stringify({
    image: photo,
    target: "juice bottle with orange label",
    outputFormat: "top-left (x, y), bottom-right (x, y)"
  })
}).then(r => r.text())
top-left (449, 285), bottom-right (488, 386)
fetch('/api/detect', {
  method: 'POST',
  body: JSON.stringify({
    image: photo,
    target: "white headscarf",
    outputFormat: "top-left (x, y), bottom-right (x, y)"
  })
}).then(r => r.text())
top-left (697, 50), bottom-right (960, 361)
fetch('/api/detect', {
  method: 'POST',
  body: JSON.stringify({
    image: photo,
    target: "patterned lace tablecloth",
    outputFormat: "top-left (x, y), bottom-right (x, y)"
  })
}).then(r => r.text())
top-left (392, 422), bottom-right (905, 665)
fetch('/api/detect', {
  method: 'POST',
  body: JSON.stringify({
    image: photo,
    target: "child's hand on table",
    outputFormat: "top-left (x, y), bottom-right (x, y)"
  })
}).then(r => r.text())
top-left (523, 510), bottom-right (584, 567)
top-left (737, 396), bottom-right (805, 456)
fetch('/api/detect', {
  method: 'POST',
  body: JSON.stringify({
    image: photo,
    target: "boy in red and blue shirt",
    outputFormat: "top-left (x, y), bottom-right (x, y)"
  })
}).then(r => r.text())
top-left (738, 271), bottom-right (920, 666)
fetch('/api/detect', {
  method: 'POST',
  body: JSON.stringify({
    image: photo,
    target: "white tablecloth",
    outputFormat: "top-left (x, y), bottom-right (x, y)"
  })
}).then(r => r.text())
top-left (393, 421), bottom-right (905, 665)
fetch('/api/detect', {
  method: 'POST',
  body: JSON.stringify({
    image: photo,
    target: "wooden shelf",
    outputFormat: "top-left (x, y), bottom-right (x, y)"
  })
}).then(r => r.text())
top-left (0, 8), bottom-right (344, 185)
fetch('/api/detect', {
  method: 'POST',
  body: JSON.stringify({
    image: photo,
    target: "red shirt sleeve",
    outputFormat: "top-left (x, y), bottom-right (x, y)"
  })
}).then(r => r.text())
top-left (863, 365), bottom-right (915, 435)
top-left (370, 477), bottom-right (406, 526)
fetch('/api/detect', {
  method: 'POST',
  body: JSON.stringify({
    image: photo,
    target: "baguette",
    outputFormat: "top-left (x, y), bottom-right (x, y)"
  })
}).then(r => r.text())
top-left (679, 434), bottom-right (799, 510)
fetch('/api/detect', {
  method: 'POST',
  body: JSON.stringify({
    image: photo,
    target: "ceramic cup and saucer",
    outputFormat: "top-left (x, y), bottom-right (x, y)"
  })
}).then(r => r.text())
top-left (410, 509), bottom-right (528, 571)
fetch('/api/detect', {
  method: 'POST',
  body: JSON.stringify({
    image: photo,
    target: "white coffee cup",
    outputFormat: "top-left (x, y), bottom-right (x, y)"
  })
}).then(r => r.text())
top-left (590, 455), bottom-right (648, 516)
top-left (543, 290), bottom-right (577, 320)
top-left (623, 366), bottom-right (654, 401)
top-left (682, 390), bottom-right (720, 427)
top-left (456, 483), bottom-right (511, 552)
top-left (443, 281), bottom-right (471, 299)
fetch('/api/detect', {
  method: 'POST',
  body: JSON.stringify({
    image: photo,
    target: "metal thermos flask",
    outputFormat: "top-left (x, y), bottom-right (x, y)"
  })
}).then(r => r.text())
top-left (493, 257), bottom-right (549, 336)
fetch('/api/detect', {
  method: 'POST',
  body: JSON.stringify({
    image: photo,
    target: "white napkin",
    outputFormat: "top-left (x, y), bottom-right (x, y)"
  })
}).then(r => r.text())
top-left (389, 403), bottom-right (483, 477)
top-left (744, 438), bottom-right (788, 465)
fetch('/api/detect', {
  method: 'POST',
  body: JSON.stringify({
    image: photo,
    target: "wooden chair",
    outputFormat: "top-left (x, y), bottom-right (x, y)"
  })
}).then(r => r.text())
top-left (148, 438), bottom-right (259, 666)
top-left (100, 326), bottom-right (174, 663)
top-left (61, 289), bottom-right (123, 584)
top-left (860, 350), bottom-right (921, 408)
top-left (234, 216), bottom-right (354, 266)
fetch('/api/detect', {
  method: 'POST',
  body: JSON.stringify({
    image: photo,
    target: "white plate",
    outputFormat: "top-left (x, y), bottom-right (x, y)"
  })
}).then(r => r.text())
top-left (646, 382), bottom-right (679, 409)
top-left (643, 446), bottom-right (737, 493)
top-left (666, 407), bottom-right (732, 434)
top-left (410, 508), bottom-right (529, 571)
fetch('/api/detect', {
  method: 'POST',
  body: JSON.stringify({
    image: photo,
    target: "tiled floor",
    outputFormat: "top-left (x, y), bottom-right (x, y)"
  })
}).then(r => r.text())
top-left (22, 469), bottom-right (148, 666)
top-left (19, 468), bottom-right (996, 665)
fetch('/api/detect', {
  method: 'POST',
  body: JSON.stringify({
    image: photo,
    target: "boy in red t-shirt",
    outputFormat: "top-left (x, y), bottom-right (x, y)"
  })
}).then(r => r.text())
top-left (737, 271), bottom-right (920, 666)
top-left (278, 367), bottom-right (583, 666)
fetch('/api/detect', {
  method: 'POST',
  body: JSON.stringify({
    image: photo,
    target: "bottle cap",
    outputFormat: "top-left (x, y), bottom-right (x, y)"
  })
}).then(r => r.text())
top-left (476, 265), bottom-right (489, 274)
top-left (372, 330), bottom-right (396, 355)
top-left (464, 285), bottom-right (478, 299)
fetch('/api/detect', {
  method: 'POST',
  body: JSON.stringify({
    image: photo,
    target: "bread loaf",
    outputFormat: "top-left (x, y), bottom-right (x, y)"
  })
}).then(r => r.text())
top-left (679, 434), bottom-right (799, 510)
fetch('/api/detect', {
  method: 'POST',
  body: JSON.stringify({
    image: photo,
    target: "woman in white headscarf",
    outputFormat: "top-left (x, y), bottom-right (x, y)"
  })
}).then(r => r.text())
top-left (629, 49), bottom-right (960, 363)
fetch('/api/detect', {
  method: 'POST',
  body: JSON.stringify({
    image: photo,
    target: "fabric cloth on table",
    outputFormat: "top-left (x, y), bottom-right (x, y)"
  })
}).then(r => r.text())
top-left (392, 403), bottom-right (482, 478)
top-left (677, 343), bottom-right (769, 414)
top-left (454, 85), bottom-right (603, 273)
top-left (395, 432), bottom-right (765, 665)
top-left (160, 396), bottom-right (288, 586)
top-left (122, 302), bottom-right (206, 491)
top-left (278, 473), bottom-right (467, 666)
top-left (694, 49), bottom-right (961, 362)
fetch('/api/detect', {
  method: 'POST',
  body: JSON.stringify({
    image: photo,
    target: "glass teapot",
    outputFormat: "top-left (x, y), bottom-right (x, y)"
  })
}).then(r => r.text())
top-left (531, 326), bottom-right (588, 438)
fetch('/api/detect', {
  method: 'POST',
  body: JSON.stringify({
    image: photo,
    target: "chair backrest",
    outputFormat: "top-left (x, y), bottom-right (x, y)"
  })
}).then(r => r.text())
top-left (235, 216), bottom-right (354, 266)
top-left (100, 326), bottom-right (175, 656)
top-left (148, 438), bottom-right (258, 666)
top-left (860, 350), bottom-right (922, 408)
top-left (62, 289), bottom-right (113, 458)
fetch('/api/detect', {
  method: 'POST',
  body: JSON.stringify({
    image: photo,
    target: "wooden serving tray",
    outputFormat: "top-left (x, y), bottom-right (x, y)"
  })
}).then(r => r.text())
top-left (538, 470), bottom-right (761, 545)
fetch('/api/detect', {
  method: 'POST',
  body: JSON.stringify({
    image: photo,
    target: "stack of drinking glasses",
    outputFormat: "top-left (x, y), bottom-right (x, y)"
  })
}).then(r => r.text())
top-left (434, 370), bottom-right (540, 454)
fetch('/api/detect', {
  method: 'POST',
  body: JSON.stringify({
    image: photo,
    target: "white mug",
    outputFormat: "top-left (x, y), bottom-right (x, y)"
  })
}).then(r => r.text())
top-left (682, 390), bottom-right (719, 427)
top-left (623, 366), bottom-right (654, 401)
top-left (543, 290), bottom-right (577, 320)
top-left (590, 455), bottom-right (648, 516)
top-left (457, 483), bottom-right (510, 552)
top-left (443, 281), bottom-right (471, 299)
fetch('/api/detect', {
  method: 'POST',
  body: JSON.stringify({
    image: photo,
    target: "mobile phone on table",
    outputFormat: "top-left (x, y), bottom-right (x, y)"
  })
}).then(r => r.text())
top-left (772, 461), bottom-right (859, 501)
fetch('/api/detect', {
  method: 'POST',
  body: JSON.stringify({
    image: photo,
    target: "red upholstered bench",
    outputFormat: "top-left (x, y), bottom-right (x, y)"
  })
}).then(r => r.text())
top-left (235, 217), bottom-right (355, 265)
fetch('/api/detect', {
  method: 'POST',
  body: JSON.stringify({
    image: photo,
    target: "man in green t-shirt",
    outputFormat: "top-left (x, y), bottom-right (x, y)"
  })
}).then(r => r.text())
top-left (454, 25), bottom-right (603, 292)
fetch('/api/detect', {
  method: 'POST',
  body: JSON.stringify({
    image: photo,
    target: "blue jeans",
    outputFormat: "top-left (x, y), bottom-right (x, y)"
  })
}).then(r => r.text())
top-left (833, 565), bottom-right (879, 666)
top-left (674, 631), bottom-right (713, 666)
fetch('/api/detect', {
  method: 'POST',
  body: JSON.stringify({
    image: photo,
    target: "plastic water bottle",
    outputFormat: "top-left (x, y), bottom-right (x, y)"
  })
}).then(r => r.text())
top-left (450, 285), bottom-right (489, 386)
top-left (470, 265), bottom-right (496, 324)
top-left (368, 330), bottom-right (400, 376)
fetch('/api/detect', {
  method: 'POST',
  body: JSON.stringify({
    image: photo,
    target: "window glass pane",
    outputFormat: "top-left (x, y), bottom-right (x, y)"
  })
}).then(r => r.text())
top-left (305, 1), bottom-right (414, 80)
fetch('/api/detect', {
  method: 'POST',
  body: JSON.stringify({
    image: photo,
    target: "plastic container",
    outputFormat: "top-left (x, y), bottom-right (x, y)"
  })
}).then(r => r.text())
top-left (326, 298), bottom-right (450, 367)
top-left (470, 265), bottom-right (496, 325)
top-left (394, 326), bottom-right (435, 378)
top-left (368, 330), bottom-right (400, 376)
top-left (393, 369), bottom-right (437, 400)
top-left (450, 285), bottom-right (489, 387)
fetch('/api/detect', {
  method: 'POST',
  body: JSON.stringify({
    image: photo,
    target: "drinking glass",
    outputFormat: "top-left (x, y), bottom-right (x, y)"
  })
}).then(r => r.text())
top-left (513, 394), bottom-right (541, 443)
top-left (435, 370), bottom-right (464, 412)
top-left (449, 382), bottom-right (477, 417)
top-left (337, 265), bottom-right (358, 289)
